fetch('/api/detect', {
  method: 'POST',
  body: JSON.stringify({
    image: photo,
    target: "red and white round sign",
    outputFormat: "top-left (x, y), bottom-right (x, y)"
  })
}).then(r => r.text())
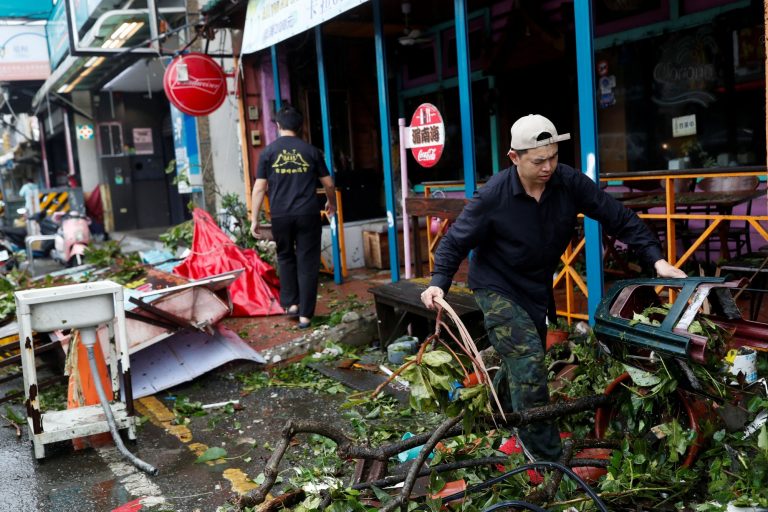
top-left (409, 103), bottom-right (444, 168)
top-left (163, 53), bottom-right (227, 116)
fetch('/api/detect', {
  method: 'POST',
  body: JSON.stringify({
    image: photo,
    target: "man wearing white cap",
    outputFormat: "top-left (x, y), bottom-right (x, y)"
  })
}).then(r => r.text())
top-left (420, 114), bottom-right (685, 461)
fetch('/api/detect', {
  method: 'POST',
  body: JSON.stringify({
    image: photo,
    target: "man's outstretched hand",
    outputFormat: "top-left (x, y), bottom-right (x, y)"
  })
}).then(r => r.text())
top-left (654, 259), bottom-right (687, 278)
top-left (420, 286), bottom-right (445, 310)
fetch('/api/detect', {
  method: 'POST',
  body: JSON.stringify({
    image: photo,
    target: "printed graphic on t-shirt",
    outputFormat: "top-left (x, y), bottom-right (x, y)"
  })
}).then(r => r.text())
top-left (272, 149), bottom-right (310, 174)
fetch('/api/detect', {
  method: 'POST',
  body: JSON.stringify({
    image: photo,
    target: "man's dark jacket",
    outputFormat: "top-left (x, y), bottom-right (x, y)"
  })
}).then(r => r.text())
top-left (429, 163), bottom-right (663, 332)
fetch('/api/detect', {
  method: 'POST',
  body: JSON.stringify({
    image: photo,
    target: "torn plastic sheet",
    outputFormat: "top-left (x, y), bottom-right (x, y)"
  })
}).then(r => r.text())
top-left (173, 208), bottom-right (283, 317)
top-left (130, 326), bottom-right (264, 399)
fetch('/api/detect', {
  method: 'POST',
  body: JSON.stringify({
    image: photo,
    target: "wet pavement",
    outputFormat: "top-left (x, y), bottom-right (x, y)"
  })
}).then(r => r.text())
top-left (0, 359), bottom-right (358, 511)
top-left (0, 265), bottom-right (388, 512)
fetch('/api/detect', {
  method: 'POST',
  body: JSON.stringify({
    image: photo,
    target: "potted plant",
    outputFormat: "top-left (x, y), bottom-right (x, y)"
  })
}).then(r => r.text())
top-left (546, 317), bottom-right (570, 351)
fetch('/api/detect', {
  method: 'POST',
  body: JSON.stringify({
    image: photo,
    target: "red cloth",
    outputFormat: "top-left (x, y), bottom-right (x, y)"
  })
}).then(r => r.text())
top-left (174, 208), bottom-right (283, 316)
top-left (85, 186), bottom-right (104, 224)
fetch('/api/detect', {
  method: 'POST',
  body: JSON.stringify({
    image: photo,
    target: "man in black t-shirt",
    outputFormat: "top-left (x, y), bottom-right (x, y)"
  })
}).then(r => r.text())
top-left (250, 105), bottom-right (337, 328)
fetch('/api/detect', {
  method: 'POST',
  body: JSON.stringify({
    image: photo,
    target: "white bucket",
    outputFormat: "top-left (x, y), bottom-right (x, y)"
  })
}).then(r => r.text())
top-left (726, 348), bottom-right (758, 384)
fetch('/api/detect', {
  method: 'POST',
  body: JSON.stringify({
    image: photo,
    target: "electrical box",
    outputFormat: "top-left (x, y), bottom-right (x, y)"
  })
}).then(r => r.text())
top-left (251, 130), bottom-right (261, 146)
top-left (248, 105), bottom-right (259, 121)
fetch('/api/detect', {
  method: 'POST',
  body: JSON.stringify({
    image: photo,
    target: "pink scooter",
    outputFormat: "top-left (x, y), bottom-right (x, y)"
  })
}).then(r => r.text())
top-left (51, 210), bottom-right (91, 267)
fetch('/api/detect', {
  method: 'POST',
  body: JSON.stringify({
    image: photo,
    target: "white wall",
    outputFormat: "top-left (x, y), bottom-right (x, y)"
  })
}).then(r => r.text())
top-left (205, 29), bottom-right (246, 210)
top-left (71, 90), bottom-right (100, 194)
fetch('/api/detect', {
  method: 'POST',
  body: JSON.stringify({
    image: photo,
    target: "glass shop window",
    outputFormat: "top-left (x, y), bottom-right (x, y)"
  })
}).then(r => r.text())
top-left (98, 123), bottom-right (123, 157)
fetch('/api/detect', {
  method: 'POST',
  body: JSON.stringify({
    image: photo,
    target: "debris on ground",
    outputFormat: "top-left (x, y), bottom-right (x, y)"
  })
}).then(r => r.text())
top-left (212, 280), bottom-right (768, 512)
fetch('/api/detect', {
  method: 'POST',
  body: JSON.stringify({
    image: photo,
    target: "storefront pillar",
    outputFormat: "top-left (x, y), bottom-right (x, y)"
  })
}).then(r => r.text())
top-left (454, 0), bottom-right (476, 197)
top-left (315, 26), bottom-right (343, 284)
top-left (574, 0), bottom-right (604, 323)
top-left (373, 0), bottom-right (400, 282)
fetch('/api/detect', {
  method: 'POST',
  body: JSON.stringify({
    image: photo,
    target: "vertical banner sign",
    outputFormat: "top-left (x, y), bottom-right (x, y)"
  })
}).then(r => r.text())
top-left (170, 104), bottom-right (203, 194)
top-left (408, 103), bottom-right (445, 168)
top-left (399, 103), bottom-right (445, 278)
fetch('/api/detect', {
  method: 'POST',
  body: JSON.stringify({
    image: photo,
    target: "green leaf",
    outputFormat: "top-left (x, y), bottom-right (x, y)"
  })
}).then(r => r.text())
top-left (406, 367), bottom-right (436, 401)
top-left (419, 350), bottom-right (454, 367)
top-left (424, 367), bottom-right (454, 391)
top-left (624, 365), bottom-right (661, 387)
top-left (195, 446), bottom-right (227, 463)
top-left (370, 486), bottom-right (393, 504)
top-left (302, 496), bottom-right (322, 510)
top-left (758, 425), bottom-right (768, 453)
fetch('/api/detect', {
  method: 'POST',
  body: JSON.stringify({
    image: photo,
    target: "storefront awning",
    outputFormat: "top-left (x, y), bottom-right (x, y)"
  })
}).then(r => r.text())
top-left (241, 0), bottom-right (370, 54)
top-left (0, 0), bottom-right (53, 19)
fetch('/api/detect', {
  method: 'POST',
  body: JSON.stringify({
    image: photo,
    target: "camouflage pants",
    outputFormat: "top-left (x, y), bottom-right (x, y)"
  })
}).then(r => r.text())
top-left (474, 289), bottom-right (562, 461)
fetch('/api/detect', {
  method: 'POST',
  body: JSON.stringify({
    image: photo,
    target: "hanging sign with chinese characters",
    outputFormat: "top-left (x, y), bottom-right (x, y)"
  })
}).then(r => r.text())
top-left (407, 103), bottom-right (444, 168)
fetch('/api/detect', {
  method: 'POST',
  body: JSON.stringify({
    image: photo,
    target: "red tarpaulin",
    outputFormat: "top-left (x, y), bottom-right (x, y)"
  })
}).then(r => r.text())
top-left (174, 209), bottom-right (283, 316)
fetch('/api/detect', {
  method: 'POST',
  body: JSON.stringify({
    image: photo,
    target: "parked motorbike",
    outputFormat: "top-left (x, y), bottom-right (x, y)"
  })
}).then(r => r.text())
top-left (50, 210), bottom-right (92, 267)
top-left (0, 236), bottom-right (16, 274)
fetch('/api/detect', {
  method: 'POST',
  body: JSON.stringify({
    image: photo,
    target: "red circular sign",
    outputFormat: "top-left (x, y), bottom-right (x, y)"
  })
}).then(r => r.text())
top-left (163, 53), bottom-right (227, 116)
top-left (409, 103), bottom-right (444, 168)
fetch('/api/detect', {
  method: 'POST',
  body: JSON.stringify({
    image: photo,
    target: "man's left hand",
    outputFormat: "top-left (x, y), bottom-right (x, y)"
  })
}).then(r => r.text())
top-left (325, 201), bottom-right (337, 217)
top-left (654, 259), bottom-right (687, 278)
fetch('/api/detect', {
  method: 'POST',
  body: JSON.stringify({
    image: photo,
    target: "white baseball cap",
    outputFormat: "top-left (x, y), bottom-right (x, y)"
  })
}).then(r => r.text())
top-left (509, 114), bottom-right (571, 151)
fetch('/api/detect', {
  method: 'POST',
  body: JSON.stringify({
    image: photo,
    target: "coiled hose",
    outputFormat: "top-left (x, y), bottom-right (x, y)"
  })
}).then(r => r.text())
top-left (82, 327), bottom-right (158, 475)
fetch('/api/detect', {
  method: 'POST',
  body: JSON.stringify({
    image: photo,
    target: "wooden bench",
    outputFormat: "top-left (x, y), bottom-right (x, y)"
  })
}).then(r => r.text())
top-left (368, 279), bottom-right (485, 346)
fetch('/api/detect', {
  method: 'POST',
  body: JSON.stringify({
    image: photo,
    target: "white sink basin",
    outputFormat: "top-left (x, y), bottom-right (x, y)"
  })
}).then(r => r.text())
top-left (15, 281), bottom-right (121, 332)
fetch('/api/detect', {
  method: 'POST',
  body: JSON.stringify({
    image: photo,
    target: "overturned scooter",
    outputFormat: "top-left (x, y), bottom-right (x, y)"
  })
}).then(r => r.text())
top-left (50, 210), bottom-right (92, 267)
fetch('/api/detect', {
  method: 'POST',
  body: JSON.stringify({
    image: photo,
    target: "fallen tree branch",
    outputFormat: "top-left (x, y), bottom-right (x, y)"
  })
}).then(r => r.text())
top-left (351, 456), bottom-right (509, 490)
top-left (494, 394), bottom-right (610, 426)
top-left (380, 412), bottom-right (465, 512)
top-left (235, 395), bottom-right (612, 509)
top-left (1, 414), bottom-right (21, 437)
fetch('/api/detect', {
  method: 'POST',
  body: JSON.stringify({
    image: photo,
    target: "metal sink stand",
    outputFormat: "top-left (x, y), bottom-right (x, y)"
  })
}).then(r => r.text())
top-left (15, 281), bottom-right (136, 459)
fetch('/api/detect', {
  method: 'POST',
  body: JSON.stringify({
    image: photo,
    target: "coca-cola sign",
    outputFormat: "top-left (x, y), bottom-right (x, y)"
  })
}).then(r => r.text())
top-left (408, 103), bottom-right (444, 168)
top-left (163, 53), bottom-right (227, 116)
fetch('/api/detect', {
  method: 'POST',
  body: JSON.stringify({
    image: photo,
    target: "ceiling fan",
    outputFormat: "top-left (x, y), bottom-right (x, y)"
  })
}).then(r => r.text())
top-left (397, 1), bottom-right (432, 46)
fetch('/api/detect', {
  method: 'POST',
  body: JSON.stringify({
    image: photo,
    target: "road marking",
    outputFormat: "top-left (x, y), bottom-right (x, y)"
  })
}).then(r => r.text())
top-left (98, 446), bottom-right (166, 507)
top-left (223, 468), bottom-right (260, 494)
top-left (136, 396), bottom-right (260, 496)
top-left (136, 396), bottom-right (193, 443)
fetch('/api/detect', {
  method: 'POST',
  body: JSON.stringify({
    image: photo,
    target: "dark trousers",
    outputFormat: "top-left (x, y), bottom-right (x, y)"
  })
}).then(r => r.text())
top-left (271, 214), bottom-right (322, 318)
top-left (474, 288), bottom-right (562, 462)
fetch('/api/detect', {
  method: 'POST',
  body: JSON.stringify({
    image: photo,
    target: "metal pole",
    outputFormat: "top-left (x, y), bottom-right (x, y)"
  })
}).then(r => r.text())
top-left (574, 0), bottom-right (604, 323)
top-left (315, 26), bottom-right (343, 284)
top-left (373, 0), bottom-right (400, 282)
top-left (271, 45), bottom-right (282, 111)
top-left (399, 119), bottom-right (412, 278)
top-left (39, 121), bottom-right (51, 189)
top-left (147, 0), bottom-right (160, 53)
top-left (488, 76), bottom-right (500, 174)
top-left (454, 0), bottom-right (476, 197)
top-left (63, 111), bottom-right (76, 178)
